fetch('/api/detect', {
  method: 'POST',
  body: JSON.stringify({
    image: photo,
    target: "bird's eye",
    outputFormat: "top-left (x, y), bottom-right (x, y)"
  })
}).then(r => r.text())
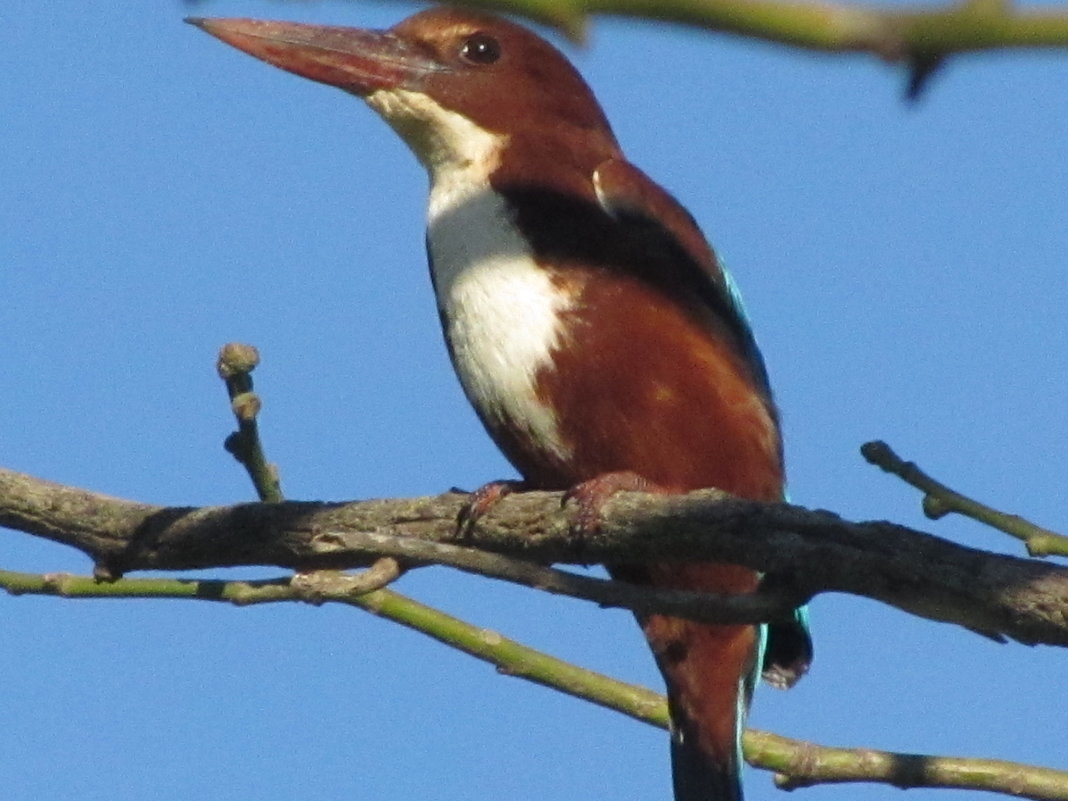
top-left (460, 33), bottom-right (501, 65)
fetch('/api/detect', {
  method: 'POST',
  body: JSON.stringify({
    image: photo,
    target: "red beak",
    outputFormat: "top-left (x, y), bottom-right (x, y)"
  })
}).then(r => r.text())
top-left (186, 17), bottom-right (448, 95)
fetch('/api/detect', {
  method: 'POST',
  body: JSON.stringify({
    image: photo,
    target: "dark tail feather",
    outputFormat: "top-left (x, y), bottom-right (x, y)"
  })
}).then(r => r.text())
top-left (621, 562), bottom-right (763, 801)
top-left (762, 604), bottom-right (814, 690)
top-left (668, 608), bottom-right (813, 800)
top-left (669, 700), bottom-right (743, 801)
top-left (653, 620), bottom-right (758, 801)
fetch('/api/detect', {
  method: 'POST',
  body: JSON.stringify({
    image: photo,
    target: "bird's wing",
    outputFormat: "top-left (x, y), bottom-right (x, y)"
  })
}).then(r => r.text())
top-left (595, 158), bottom-right (812, 688)
top-left (592, 157), bottom-right (772, 399)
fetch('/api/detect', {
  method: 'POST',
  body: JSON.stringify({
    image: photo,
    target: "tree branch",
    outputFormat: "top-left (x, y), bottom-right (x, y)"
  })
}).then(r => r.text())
top-left (436, 0), bottom-right (1068, 98)
top-left (455, 0), bottom-right (1068, 61)
top-left (751, 730), bottom-right (1068, 801)
top-left (217, 343), bottom-right (283, 504)
top-left (3, 564), bottom-right (1067, 800)
top-left (863, 440), bottom-right (1068, 558)
top-left (2, 465), bottom-right (1067, 647)
top-left (0, 566), bottom-right (666, 726)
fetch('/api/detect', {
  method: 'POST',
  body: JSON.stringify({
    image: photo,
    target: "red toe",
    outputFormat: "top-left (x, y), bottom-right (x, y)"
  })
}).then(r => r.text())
top-left (456, 479), bottom-right (527, 538)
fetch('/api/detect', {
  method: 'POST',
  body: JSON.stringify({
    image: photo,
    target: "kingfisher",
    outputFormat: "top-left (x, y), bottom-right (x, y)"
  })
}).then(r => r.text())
top-left (190, 8), bottom-right (811, 799)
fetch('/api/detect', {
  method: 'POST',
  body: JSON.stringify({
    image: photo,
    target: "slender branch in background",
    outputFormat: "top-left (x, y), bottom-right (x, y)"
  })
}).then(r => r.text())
top-left (750, 730), bottom-right (1068, 801)
top-left (0, 565), bottom-right (663, 725)
top-left (2, 564), bottom-right (1066, 800)
top-left (862, 440), bottom-right (1068, 558)
top-left (461, 0), bottom-right (1068, 56)
top-left (437, 0), bottom-right (1068, 98)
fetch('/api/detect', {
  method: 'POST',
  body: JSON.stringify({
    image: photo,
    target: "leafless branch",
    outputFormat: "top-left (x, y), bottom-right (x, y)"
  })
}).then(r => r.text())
top-left (863, 440), bottom-right (1068, 558)
top-left (2, 465), bottom-right (1066, 646)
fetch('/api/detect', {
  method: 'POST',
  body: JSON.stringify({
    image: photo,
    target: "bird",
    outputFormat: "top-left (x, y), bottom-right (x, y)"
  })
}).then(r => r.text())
top-left (189, 8), bottom-right (811, 799)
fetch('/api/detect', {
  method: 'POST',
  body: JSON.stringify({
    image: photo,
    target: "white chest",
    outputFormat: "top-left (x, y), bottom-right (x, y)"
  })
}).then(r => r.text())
top-left (426, 181), bottom-right (573, 460)
top-left (363, 87), bottom-right (574, 460)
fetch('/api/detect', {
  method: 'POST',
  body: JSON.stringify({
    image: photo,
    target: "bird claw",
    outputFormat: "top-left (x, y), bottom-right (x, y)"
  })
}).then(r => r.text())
top-left (563, 471), bottom-right (660, 537)
top-left (456, 479), bottom-right (527, 539)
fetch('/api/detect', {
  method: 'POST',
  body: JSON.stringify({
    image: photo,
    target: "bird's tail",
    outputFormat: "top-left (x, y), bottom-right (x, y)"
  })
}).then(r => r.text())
top-left (660, 617), bottom-right (758, 801)
top-left (624, 563), bottom-right (762, 801)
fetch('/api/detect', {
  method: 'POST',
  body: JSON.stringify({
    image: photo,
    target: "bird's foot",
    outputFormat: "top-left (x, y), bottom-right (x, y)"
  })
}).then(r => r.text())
top-left (563, 471), bottom-right (663, 536)
top-left (456, 479), bottom-right (528, 539)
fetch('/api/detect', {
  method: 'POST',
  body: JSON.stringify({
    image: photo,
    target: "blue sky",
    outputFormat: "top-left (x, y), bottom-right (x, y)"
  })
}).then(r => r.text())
top-left (3, 1), bottom-right (1066, 799)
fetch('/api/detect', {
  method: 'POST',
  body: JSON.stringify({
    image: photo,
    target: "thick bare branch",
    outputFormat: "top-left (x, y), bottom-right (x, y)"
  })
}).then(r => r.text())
top-left (2, 465), bottom-right (1067, 646)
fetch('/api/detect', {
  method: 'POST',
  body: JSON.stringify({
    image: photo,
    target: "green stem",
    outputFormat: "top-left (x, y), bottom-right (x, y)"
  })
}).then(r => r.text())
top-left (862, 440), bottom-right (1068, 558)
top-left (4, 566), bottom-right (1068, 799)
top-left (449, 0), bottom-right (1068, 58)
top-left (217, 343), bottom-right (282, 504)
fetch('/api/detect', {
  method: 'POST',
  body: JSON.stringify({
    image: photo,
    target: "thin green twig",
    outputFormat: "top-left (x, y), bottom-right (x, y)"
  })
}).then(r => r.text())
top-left (862, 440), bottom-right (1068, 558)
top-left (3, 565), bottom-right (1067, 799)
top-left (0, 566), bottom-right (662, 725)
top-left (450, 0), bottom-right (1068, 58)
top-left (217, 343), bottom-right (282, 504)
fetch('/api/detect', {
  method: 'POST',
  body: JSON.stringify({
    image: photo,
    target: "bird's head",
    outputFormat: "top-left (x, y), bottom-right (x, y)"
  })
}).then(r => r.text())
top-left (189, 7), bottom-right (619, 180)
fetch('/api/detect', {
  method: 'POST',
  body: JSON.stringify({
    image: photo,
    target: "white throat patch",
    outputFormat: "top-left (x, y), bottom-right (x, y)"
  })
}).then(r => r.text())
top-left (365, 87), bottom-right (501, 179)
top-left (366, 87), bottom-right (574, 461)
